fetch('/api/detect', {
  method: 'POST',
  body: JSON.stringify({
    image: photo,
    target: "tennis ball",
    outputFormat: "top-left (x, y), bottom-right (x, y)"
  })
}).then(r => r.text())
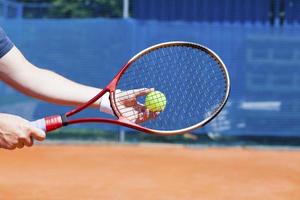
top-left (145, 91), bottom-right (167, 112)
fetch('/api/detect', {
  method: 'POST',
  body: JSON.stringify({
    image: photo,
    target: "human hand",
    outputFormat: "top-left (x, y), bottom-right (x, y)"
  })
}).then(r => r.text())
top-left (115, 88), bottom-right (160, 123)
top-left (0, 113), bottom-right (46, 150)
top-left (99, 88), bottom-right (160, 123)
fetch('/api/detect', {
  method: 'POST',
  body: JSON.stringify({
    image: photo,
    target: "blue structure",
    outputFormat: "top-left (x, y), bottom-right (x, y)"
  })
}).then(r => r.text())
top-left (132, 0), bottom-right (270, 23)
top-left (0, 0), bottom-right (300, 137)
top-left (132, 0), bottom-right (300, 25)
top-left (0, 18), bottom-right (299, 137)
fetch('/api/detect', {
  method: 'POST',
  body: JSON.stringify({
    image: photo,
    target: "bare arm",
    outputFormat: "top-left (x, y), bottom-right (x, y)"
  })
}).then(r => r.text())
top-left (0, 46), bottom-right (101, 108)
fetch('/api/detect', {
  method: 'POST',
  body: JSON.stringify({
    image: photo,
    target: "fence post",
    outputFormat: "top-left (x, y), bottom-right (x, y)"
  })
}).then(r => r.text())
top-left (123, 0), bottom-right (129, 18)
top-left (119, 128), bottom-right (126, 143)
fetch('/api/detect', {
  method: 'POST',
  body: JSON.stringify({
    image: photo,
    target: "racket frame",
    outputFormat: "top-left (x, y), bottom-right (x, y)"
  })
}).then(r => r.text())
top-left (32, 41), bottom-right (230, 135)
top-left (111, 41), bottom-right (231, 135)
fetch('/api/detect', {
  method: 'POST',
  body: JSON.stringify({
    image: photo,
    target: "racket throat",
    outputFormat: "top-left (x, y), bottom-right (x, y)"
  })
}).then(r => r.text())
top-left (60, 114), bottom-right (68, 126)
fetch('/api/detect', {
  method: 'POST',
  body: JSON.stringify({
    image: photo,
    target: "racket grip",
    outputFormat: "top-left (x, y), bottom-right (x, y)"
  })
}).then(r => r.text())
top-left (30, 115), bottom-right (64, 132)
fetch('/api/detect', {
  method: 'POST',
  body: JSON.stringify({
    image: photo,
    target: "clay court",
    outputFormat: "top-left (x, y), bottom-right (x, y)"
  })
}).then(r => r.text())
top-left (0, 144), bottom-right (299, 200)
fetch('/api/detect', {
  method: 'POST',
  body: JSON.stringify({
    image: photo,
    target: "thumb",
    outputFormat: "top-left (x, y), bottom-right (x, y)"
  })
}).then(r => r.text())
top-left (28, 126), bottom-right (46, 141)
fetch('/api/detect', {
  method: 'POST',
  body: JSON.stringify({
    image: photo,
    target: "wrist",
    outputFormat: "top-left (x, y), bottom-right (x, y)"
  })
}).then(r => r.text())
top-left (99, 92), bottom-right (114, 115)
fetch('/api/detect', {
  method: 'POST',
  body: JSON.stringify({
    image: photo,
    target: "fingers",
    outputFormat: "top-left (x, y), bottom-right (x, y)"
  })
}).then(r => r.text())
top-left (123, 101), bottom-right (161, 123)
top-left (135, 108), bottom-right (160, 124)
top-left (0, 141), bottom-right (16, 150)
top-left (134, 88), bottom-right (154, 97)
top-left (0, 133), bottom-right (19, 150)
top-left (16, 141), bottom-right (25, 149)
top-left (18, 135), bottom-right (34, 147)
top-left (11, 125), bottom-right (45, 150)
top-left (117, 88), bottom-right (162, 124)
top-left (6, 144), bottom-right (17, 150)
top-left (0, 140), bottom-right (17, 150)
top-left (27, 126), bottom-right (46, 142)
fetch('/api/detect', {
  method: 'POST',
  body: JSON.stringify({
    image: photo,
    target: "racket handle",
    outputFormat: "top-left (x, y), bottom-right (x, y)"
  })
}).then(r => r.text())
top-left (30, 115), bottom-right (64, 132)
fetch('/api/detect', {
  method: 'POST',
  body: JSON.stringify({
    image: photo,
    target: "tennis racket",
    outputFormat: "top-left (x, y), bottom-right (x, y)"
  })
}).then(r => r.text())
top-left (31, 41), bottom-right (230, 135)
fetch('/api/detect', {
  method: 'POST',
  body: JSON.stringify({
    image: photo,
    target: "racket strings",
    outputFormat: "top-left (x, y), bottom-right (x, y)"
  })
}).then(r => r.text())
top-left (117, 50), bottom-right (219, 88)
top-left (114, 53), bottom-right (196, 102)
top-left (115, 51), bottom-right (219, 103)
top-left (117, 50), bottom-right (224, 122)
top-left (115, 44), bottom-right (228, 130)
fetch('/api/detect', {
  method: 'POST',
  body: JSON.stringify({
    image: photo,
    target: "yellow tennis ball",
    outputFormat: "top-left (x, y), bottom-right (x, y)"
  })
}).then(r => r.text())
top-left (145, 91), bottom-right (167, 112)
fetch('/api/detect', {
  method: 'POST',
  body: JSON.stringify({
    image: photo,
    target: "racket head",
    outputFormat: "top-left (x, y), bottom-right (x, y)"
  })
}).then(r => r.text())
top-left (111, 41), bottom-right (230, 135)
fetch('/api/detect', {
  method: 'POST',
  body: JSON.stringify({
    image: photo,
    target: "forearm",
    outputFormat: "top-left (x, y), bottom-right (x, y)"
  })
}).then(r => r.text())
top-left (6, 66), bottom-right (100, 107)
top-left (34, 68), bottom-right (101, 107)
top-left (0, 47), bottom-right (102, 108)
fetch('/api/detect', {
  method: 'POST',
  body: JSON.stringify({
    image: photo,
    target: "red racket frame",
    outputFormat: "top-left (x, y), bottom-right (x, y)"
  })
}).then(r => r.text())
top-left (33, 41), bottom-right (230, 135)
top-left (43, 60), bottom-right (151, 133)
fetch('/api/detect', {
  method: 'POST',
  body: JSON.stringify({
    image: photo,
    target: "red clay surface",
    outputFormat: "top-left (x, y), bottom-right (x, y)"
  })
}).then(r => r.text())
top-left (0, 144), bottom-right (300, 200)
